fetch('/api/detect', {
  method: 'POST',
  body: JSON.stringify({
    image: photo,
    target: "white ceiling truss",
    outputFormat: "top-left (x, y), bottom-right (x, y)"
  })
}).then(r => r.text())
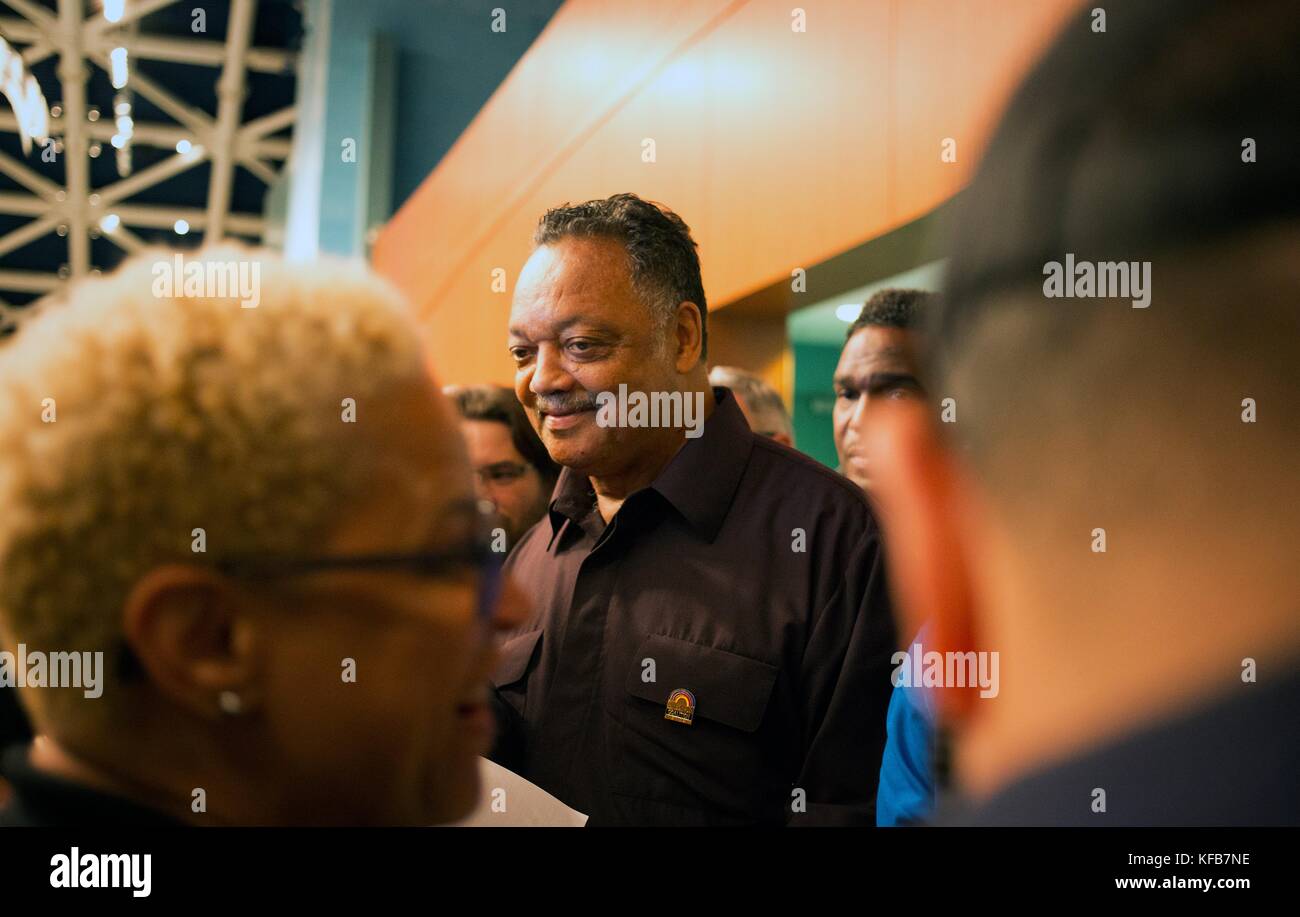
top-left (0, 0), bottom-right (299, 332)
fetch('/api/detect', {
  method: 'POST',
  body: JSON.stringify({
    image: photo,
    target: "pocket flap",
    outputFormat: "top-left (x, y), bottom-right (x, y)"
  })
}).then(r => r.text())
top-left (492, 629), bottom-right (542, 687)
top-left (625, 634), bottom-right (778, 732)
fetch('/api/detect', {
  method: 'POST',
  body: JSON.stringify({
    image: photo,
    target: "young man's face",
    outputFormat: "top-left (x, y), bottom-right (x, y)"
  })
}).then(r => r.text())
top-left (460, 417), bottom-right (551, 543)
top-left (832, 325), bottom-right (924, 493)
top-left (508, 237), bottom-right (682, 476)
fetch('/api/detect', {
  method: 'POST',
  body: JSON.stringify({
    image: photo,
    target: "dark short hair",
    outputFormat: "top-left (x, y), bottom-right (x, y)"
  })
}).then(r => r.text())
top-left (935, 0), bottom-right (1299, 504)
top-left (450, 385), bottom-right (560, 489)
top-left (533, 193), bottom-right (708, 358)
top-left (848, 288), bottom-right (932, 341)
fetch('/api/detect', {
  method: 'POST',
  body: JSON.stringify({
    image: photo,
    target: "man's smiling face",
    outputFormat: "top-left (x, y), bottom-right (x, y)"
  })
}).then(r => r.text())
top-left (508, 236), bottom-right (678, 475)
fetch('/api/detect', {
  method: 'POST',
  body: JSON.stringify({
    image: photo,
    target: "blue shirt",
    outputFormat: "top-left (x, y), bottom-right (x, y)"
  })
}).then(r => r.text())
top-left (877, 630), bottom-right (936, 826)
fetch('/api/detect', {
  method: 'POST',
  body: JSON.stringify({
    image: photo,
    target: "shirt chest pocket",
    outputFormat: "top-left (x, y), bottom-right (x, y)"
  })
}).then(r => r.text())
top-left (610, 634), bottom-right (783, 816)
top-left (624, 635), bottom-right (778, 730)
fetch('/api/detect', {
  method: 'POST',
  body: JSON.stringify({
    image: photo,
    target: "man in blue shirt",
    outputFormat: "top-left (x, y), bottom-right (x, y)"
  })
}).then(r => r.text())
top-left (831, 289), bottom-right (942, 826)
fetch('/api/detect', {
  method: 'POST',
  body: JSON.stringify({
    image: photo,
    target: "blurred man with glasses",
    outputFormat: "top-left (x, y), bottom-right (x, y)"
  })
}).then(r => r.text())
top-left (449, 384), bottom-right (560, 548)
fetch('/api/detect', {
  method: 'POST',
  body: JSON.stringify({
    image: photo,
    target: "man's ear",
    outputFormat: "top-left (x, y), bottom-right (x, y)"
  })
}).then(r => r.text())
top-left (864, 398), bottom-right (983, 725)
top-left (121, 565), bottom-right (261, 720)
top-left (672, 301), bottom-right (705, 373)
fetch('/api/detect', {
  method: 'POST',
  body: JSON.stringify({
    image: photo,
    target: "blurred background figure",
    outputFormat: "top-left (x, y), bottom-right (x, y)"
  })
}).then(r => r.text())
top-left (867, 0), bottom-right (1300, 825)
top-left (448, 384), bottom-right (560, 547)
top-left (708, 366), bottom-right (794, 447)
top-left (836, 289), bottom-right (941, 827)
top-left (833, 289), bottom-right (932, 495)
top-left (0, 247), bottom-right (523, 826)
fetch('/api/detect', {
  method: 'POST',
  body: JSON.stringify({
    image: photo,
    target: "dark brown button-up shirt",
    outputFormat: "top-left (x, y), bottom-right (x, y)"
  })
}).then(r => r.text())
top-left (491, 388), bottom-right (897, 825)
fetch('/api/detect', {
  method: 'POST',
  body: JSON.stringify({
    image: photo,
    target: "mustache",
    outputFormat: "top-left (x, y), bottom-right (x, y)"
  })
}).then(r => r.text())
top-left (534, 392), bottom-right (599, 415)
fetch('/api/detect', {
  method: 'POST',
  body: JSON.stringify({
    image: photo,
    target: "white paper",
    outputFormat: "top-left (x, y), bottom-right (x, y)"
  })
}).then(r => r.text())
top-left (449, 757), bottom-right (588, 827)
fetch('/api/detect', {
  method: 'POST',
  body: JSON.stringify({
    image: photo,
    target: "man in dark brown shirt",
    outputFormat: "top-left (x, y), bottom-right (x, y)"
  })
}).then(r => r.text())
top-left (494, 193), bottom-right (897, 825)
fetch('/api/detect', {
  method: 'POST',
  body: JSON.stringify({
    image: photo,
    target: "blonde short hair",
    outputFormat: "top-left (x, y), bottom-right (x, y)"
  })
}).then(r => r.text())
top-left (0, 247), bottom-right (426, 718)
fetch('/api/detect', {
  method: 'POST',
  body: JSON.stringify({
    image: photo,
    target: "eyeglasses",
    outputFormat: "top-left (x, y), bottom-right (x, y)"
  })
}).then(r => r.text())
top-left (214, 537), bottom-right (506, 622)
top-left (112, 530), bottom-right (507, 685)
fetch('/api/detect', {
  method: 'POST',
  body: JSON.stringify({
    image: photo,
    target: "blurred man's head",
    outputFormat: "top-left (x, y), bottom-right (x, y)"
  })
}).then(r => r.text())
top-left (866, 0), bottom-right (1300, 798)
top-left (0, 248), bottom-right (524, 825)
top-left (833, 289), bottom-right (931, 492)
top-left (449, 384), bottom-right (559, 543)
top-left (509, 194), bottom-right (710, 478)
top-left (708, 366), bottom-right (793, 446)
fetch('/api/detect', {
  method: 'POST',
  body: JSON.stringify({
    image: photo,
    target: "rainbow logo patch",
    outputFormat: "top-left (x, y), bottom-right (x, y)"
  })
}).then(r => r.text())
top-left (664, 688), bottom-right (696, 725)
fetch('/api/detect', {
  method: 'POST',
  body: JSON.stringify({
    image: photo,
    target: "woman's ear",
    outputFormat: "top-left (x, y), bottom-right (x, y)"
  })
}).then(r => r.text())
top-left (121, 565), bottom-right (261, 720)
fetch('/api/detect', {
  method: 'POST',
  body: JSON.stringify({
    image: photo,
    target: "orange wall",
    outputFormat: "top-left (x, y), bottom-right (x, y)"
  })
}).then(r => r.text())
top-left (708, 310), bottom-right (790, 396)
top-left (374, 0), bottom-right (1083, 386)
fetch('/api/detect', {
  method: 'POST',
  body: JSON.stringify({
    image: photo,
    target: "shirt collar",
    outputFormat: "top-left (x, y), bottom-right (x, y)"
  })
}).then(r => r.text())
top-left (547, 387), bottom-right (753, 544)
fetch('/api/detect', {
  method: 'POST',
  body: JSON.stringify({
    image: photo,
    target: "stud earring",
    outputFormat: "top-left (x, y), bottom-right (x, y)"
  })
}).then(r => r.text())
top-left (218, 690), bottom-right (243, 716)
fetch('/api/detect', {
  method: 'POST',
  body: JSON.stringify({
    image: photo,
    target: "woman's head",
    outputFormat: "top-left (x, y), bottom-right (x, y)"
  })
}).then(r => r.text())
top-left (0, 247), bottom-right (523, 824)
